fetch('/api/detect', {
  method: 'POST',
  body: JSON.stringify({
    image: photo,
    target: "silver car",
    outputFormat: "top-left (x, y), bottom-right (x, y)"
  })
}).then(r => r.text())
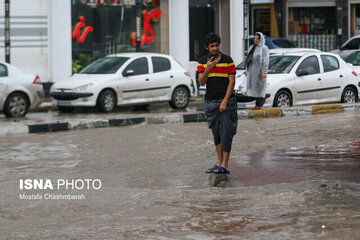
top-left (330, 35), bottom-right (360, 59)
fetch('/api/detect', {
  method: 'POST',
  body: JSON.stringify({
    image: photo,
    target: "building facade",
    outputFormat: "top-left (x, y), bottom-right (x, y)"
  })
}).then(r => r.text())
top-left (70, 0), bottom-right (244, 80)
top-left (0, 0), bottom-right (71, 83)
top-left (2, 0), bottom-right (360, 85)
top-left (0, 0), bottom-right (244, 83)
top-left (248, 0), bottom-right (360, 51)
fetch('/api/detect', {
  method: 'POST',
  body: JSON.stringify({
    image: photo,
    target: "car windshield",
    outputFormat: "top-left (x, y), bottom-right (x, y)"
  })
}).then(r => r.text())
top-left (272, 39), bottom-right (297, 48)
top-left (236, 60), bottom-right (246, 70)
top-left (344, 52), bottom-right (360, 66)
top-left (79, 57), bottom-right (129, 74)
top-left (268, 56), bottom-right (301, 74)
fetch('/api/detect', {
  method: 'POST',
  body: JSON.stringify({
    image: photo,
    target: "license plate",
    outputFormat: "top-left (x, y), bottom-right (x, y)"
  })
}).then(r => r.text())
top-left (57, 100), bottom-right (72, 106)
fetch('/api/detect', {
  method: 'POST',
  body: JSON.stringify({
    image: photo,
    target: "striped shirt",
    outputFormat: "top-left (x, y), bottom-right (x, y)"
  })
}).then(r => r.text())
top-left (198, 53), bottom-right (236, 100)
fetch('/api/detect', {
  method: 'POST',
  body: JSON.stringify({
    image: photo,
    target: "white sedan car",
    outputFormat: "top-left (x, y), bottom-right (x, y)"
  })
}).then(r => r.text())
top-left (50, 53), bottom-right (197, 112)
top-left (236, 51), bottom-right (360, 107)
top-left (0, 61), bottom-right (42, 117)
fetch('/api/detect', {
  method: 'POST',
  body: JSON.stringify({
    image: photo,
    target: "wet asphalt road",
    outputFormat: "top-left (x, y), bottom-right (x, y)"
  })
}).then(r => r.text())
top-left (0, 111), bottom-right (360, 239)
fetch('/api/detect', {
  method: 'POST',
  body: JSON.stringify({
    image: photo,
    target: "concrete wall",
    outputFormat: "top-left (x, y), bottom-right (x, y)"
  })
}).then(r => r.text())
top-left (0, 0), bottom-right (48, 80)
top-left (48, 0), bottom-right (72, 82)
top-left (169, 0), bottom-right (190, 70)
top-left (230, 0), bottom-right (244, 64)
top-left (0, 0), bottom-right (71, 83)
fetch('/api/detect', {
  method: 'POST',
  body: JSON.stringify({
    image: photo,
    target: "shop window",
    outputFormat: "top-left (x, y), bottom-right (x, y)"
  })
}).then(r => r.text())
top-left (253, 8), bottom-right (270, 36)
top-left (289, 7), bottom-right (336, 52)
top-left (296, 56), bottom-right (320, 75)
top-left (320, 55), bottom-right (339, 73)
top-left (152, 57), bottom-right (171, 73)
top-left (72, 1), bottom-right (162, 64)
top-left (0, 64), bottom-right (8, 77)
top-left (189, 0), bottom-right (219, 61)
top-left (354, 5), bottom-right (360, 35)
top-left (123, 57), bottom-right (148, 76)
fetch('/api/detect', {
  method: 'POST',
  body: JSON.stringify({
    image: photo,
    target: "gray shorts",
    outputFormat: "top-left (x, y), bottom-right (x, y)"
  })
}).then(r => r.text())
top-left (204, 97), bottom-right (238, 152)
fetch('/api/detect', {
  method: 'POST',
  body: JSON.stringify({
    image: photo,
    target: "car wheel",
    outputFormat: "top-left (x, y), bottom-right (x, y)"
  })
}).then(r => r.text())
top-left (341, 86), bottom-right (357, 103)
top-left (4, 92), bottom-right (29, 118)
top-left (97, 89), bottom-right (116, 113)
top-left (58, 106), bottom-right (75, 113)
top-left (273, 90), bottom-right (292, 107)
top-left (169, 86), bottom-right (189, 109)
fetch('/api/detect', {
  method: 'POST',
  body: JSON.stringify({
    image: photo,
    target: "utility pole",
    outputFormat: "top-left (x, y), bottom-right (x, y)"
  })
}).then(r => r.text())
top-left (135, 0), bottom-right (142, 52)
top-left (5, 0), bottom-right (10, 63)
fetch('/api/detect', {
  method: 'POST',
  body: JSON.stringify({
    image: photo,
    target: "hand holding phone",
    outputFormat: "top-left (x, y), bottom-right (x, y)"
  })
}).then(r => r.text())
top-left (207, 54), bottom-right (217, 69)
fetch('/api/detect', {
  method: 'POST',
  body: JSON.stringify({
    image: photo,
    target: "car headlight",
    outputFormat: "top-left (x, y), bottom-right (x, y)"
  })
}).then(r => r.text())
top-left (73, 83), bottom-right (93, 92)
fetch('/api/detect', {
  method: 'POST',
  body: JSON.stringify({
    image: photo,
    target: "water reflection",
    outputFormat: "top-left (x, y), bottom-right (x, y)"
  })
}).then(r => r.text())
top-left (230, 141), bottom-right (360, 187)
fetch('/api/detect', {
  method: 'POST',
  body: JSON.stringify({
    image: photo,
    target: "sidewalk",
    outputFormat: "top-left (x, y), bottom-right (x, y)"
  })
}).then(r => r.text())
top-left (1, 102), bottom-right (359, 136)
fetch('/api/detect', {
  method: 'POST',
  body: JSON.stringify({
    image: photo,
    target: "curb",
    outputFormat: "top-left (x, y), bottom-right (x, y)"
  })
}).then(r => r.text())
top-left (2, 103), bottom-right (360, 136)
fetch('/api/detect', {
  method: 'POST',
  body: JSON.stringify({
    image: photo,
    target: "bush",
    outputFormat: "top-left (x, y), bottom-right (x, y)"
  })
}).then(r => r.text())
top-left (72, 53), bottom-right (93, 73)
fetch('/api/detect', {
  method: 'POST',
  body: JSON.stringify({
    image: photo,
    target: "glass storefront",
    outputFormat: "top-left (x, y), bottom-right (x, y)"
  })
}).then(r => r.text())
top-left (288, 7), bottom-right (336, 51)
top-left (351, 4), bottom-right (360, 36)
top-left (71, 0), bottom-right (161, 68)
top-left (253, 8), bottom-right (271, 36)
top-left (189, 0), bottom-right (219, 61)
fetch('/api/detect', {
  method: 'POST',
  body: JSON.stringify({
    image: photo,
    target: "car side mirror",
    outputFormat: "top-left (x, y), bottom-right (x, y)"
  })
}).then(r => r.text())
top-left (296, 69), bottom-right (309, 77)
top-left (123, 69), bottom-right (135, 77)
top-left (339, 46), bottom-right (344, 51)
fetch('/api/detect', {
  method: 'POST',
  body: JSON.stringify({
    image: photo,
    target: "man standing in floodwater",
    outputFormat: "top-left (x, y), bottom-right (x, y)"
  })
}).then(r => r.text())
top-left (198, 33), bottom-right (238, 175)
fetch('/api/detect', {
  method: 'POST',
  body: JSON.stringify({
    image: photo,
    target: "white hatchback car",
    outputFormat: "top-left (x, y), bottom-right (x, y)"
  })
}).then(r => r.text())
top-left (0, 61), bottom-right (42, 117)
top-left (50, 53), bottom-right (197, 112)
top-left (199, 48), bottom-right (321, 96)
top-left (236, 51), bottom-right (360, 107)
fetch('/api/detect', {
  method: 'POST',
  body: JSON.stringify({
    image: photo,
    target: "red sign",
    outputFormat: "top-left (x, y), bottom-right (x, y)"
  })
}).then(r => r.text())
top-left (132, 8), bottom-right (161, 48)
top-left (72, 16), bottom-right (94, 43)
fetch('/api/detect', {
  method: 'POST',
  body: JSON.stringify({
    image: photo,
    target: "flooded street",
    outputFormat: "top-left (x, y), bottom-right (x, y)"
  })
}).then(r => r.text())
top-left (0, 111), bottom-right (360, 239)
top-left (0, 100), bottom-right (204, 126)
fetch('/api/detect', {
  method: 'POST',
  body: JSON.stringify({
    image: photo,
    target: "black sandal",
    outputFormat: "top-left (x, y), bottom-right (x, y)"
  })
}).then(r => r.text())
top-left (205, 164), bottom-right (219, 174)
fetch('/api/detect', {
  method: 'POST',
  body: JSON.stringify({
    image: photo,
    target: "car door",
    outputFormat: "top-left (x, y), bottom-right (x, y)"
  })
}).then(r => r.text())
top-left (149, 56), bottom-right (173, 98)
top-left (0, 64), bottom-right (9, 101)
top-left (294, 55), bottom-right (324, 103)
top-left (121, 57), bottom-right (151, 100)
top-left (319, 55), bottom-right (342, 102)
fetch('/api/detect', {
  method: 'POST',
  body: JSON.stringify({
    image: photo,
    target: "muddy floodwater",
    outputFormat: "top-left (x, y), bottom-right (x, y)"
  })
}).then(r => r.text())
top-left (0, 112), bottom-right (360, 239)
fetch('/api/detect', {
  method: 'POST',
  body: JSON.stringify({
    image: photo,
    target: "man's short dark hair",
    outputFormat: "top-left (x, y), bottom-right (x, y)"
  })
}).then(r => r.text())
top-left (204, 33), bottom-right (221, 47)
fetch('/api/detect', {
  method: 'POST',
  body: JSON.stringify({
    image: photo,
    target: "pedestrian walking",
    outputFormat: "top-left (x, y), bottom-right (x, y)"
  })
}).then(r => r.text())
top-left (198, 33), bottom-right (237, 174)
top-left (244, 32), bottom-right (269, 110)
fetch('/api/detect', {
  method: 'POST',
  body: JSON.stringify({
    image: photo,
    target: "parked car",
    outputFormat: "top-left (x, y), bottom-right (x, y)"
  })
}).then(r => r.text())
top-left (248, 36), bottom-right (297, 49)
top-left (330, 35), bottom-right (360, 59)
top-left (344, 50), bottom-right (360, 75)
top-left (235, 51), bottom-right (360, 107)
top-left (199, 49), bottom-right (321, 96)
top-left (50, 53), bottom-right (197, 112)
top-left (236, 48), bottom-right (320, 74)
top-left (0, 61), bottom-right (42, 117)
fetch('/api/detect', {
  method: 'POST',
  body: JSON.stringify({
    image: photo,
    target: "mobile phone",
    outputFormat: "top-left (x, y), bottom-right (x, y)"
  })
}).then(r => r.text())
top-left (207, 54), bottom-right (215, 60)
